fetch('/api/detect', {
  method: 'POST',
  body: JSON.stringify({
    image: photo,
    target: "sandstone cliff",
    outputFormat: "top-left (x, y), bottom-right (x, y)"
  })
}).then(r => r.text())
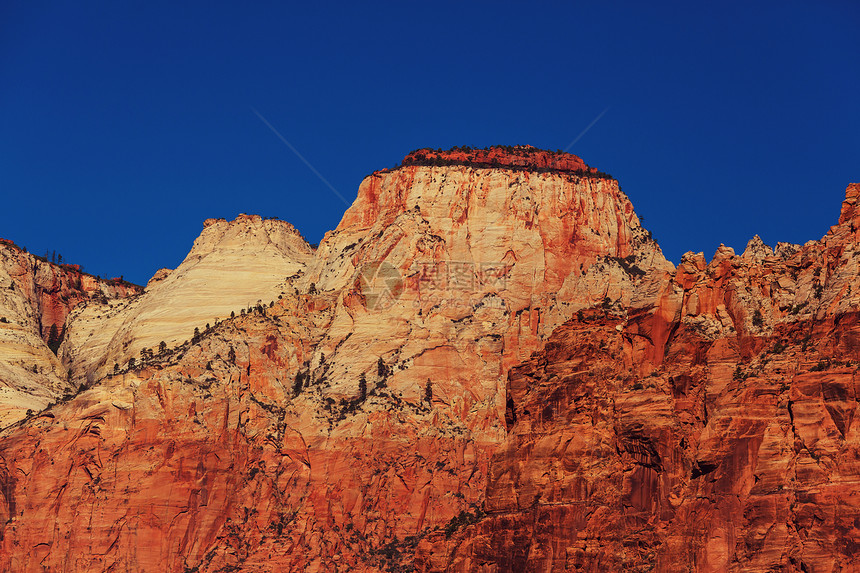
top-left (417, 183), bottom-right (860, 572)
top-left (0, 149), bottom-right (855, 572)
top-left (303, 147), bottom-right (669, 445)
top-left (0, 147), bottom-right (670, 571)
top-left (61, 214), bottom-right (315, 386)
top-left (0, 242), bottom-right (140, 426)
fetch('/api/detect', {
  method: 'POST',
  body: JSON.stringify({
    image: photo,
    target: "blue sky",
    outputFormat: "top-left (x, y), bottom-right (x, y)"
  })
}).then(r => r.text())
top-left (1, 1), bottom-right (858, 284)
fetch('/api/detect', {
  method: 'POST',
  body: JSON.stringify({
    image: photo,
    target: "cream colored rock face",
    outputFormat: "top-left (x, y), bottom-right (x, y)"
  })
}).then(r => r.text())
top-left (0, 252), bottom-right (57, 425)
top-left (63, 215), bottom-right (315, 384)
top-left (297, 165), bottom-right (671, 442)
top-left (0, 313), bottom-right (65, 428)
top-left (60, 166), bottom-right (669, 438)
top-left (0, 245), bottom-right (140, 426)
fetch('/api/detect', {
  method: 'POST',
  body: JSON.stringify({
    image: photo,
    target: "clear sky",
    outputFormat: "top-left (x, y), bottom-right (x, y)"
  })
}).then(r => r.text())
top-left (2, 1), bottom-right (858, 285)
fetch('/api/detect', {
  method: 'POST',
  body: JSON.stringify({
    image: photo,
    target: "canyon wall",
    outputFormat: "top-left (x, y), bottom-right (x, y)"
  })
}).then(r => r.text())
top-left (0, 150), bottom-right (855, 572)
top-left (418, 183), bottom-right (860, 572)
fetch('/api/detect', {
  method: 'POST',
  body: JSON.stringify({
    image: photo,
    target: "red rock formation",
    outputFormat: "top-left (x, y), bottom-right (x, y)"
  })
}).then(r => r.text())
top-left (417, 184), bottom-right (860, 572)
top-left (0, 243), bottom-right (141, 342)
top-left (398, 145), bottom-right (605, 176)
top-left (0, 148), bottom-right (665, 571)
top-left (0, 149), bottom-right (856, 573)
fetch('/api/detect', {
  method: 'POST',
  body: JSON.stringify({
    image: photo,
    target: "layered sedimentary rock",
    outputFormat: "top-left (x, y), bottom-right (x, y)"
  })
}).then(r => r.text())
top-left (61, 214), bottom-right (315, 386)
top-left (1, 148), bottom-right (855, 572)
top-left (0, 147), bottom-right (669, 571)
top-left (418, 184), bottom-right (860, 572)
top-left (304, 147), bottom-right (669, 443)
top-left (0, 241), bottom-right (140, 426)
top-left (397, 145), bottom-right (611, 176)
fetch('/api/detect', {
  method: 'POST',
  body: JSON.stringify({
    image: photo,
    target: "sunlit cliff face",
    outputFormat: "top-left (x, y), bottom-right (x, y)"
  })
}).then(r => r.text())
top-left (0, 147), bottom-right (856, 572)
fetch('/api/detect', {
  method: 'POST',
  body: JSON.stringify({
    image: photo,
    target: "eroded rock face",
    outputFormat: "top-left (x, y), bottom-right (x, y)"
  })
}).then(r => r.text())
top-left (62, 214), bottom-right (315, 386)
top-left (303, 154), bottom-right (669, 446)
top-left (0, 242), bottom-right (141, 426)
top-left (0, 148), bottom-right (669, 571)
top-left (0, 149), bottom-right (854, 572)
top-left (418, 184), bottom-right (860, 572)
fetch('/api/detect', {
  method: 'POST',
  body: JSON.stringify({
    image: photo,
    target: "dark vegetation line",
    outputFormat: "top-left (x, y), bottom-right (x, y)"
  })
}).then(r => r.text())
top-left (368, 144), bottom-right (615, 180)
top-left (392, 156), bottom-right (614, 180)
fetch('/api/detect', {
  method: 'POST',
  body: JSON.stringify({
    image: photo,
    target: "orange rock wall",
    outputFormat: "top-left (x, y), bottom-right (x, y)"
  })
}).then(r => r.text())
top-left (0, 150), bottom-right (856, 572)
top-left (420, 184), bottom-right (860, 572)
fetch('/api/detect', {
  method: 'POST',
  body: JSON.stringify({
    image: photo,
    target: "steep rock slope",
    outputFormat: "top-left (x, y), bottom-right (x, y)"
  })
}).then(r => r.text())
top-left (304, 147), bottom-right (669, 440)
top-left (420, 184), bottom-right (860, 572)
top-left (0, 241), bottom-right (140, 426)
top-left (0, 147), bottom-right (668, 571)
top-left (62, 214), bottom-right (315, 386)
top-left (0, 293), bottom-right (327, 572)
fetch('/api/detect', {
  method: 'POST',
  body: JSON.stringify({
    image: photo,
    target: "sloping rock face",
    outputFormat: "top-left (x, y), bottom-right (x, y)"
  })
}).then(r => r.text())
top-left (0, 148), bottom-right (669, 571)
top-left (0, 242), bottom-right (140, 426)
top-left (418, 184), bottom-right (860, 572)
top-left (61, 214), bottom-right (315, 386)
top-left (304, 149), bottom-right (669, 444)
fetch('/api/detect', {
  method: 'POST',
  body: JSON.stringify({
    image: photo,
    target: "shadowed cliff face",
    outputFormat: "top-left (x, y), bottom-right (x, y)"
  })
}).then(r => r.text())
top-left (417, 184), bottom-right (860, 573)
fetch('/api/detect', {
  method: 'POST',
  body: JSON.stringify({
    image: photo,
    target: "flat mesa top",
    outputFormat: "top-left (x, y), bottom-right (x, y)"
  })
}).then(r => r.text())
top-left (385, 145), bottom-right (613, 179)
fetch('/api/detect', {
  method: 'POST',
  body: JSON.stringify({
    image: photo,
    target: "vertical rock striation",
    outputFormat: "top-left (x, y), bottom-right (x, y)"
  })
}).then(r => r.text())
top-left (419, 184), bottom-right (860, 572)
top-left (0, 241), bottom-right (141, 426)
top-left (0, 147), bottom-right (670, 571)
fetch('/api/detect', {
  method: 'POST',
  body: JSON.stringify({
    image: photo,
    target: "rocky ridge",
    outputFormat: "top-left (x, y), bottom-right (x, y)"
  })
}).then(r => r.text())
top-left (0, 150), bottom-right (855, 572)
top-left (0, 241), bottom-right (140, 426)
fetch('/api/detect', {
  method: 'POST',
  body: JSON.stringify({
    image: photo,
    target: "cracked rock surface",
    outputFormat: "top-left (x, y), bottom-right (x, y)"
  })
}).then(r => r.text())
top-left (0, 148), bottom-right (669, 571)
top-left (0, 148), bottom-right (856, 572)
top-left (418, 183), bottom-right (860, 572)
